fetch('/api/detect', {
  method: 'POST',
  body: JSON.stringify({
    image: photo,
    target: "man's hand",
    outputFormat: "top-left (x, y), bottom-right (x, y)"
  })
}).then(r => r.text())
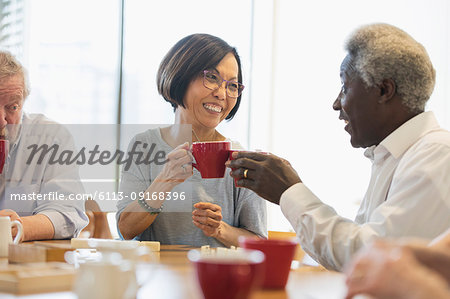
top-left (0, 209), bottom-right (23, 240)
top-left (429, 228), bottom-right (450, 252)
top-left (344, 240), bottom-right (450, 299)
top-left (227, 152), bottom-right (301, 204)
top-left (0, 210), bottom-right (56, 241)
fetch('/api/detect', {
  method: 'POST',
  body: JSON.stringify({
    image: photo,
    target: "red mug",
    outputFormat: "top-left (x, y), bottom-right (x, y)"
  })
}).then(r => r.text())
top-left (192, 141), bottom-right (231, 178)
top-left (229, 149), bottom-right (242, 187)
top-left (0, 140), bottom-right (9, 174)
top-left (188, 249), bottom-right (265, 299)
top-left (240, 238), bottom-right (298, 289)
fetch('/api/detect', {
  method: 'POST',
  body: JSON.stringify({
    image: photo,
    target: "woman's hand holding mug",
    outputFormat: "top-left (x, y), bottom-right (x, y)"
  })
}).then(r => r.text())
top-left (155, 142), bottom-right (193, 184)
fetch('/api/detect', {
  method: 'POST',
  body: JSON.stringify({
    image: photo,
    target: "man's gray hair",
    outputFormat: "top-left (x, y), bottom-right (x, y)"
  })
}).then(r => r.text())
top-left (0, 50), bottom-right (30, 99)
top-left (345, 23), bottom-right (435, 113)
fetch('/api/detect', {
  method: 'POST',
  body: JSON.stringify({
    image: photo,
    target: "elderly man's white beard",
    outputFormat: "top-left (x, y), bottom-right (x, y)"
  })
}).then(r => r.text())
top-left (2, 113), bottom-right (23, 147)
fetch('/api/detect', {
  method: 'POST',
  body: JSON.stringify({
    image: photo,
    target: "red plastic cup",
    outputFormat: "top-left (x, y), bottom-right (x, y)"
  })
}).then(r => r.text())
top-left (192, 141), bottom-right (231, 178)
top-left (0, 140), bottom-right (9, 174)
top-left (240, 238), bottom-right (298, 289)
top-left (188, 249), bottom-right (265, 299)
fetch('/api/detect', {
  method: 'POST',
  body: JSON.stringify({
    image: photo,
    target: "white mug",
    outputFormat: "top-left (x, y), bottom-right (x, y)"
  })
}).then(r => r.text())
top-left (73, 254), bottom-right (139, 299)
top-left (0, 216), bottom-right (23, 257)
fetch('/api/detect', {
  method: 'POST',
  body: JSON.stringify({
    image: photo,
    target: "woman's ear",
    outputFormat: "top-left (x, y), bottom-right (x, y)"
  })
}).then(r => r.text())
top-left (378, 79), bottom-right (396, 103)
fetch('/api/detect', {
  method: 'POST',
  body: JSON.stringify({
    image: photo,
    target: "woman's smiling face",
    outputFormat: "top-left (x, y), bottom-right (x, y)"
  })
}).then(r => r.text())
top-left (179, 52), bottom-right (239, 129)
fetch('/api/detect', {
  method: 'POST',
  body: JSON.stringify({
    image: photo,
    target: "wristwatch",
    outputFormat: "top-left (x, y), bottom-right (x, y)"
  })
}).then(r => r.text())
top-left (137, 196), bottom-right (164, 214)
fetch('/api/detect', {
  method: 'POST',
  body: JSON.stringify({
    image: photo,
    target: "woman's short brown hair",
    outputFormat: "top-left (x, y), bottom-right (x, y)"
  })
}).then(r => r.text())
top-left (157, 34), bottom-right (243, 120)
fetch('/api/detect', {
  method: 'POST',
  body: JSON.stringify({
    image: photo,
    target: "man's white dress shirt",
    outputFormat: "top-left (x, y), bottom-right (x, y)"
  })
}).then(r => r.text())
top-left (0, 113), bottom-right (88, 238)
top-left (280, 111), bottom-right (450, 270)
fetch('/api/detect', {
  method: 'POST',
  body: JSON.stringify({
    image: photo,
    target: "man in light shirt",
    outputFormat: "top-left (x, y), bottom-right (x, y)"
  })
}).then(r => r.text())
top-left (228, 23), bottom-right (450, 270)
top-left (0, 50), bottom-right (88, 241)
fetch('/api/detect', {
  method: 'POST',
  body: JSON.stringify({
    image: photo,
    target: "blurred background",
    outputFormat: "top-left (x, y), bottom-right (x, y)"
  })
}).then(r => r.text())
top-left (1, 0), bottom-right (449, 237)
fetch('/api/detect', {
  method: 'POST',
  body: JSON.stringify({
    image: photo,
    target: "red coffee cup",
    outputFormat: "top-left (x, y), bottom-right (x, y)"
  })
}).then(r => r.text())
top-left (240, 238), bottom-right (298, 289)
top-left (229, 149), bottom-right (242, 187)
top-left (188, 249), bottom-right (265, 299)
top-left (192, 141), bottom-right (231, 178)
top-left (0, 140), bottom-right (9, 174)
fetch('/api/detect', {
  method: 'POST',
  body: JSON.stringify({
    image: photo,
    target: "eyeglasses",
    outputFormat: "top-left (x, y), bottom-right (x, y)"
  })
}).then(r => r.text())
top-left (202, 70), bottom-right (244, 98)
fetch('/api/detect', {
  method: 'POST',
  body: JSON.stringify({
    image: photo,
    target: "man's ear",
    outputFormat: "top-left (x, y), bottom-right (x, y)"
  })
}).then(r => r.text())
top-left (378, 79), bottom-right (396, 103)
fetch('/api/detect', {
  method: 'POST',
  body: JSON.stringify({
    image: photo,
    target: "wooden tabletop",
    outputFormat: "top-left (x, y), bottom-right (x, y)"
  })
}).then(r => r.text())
top-left (141, 245), bottom-right (347, 299)
top-left (0, 243), bottom-right (348, 299)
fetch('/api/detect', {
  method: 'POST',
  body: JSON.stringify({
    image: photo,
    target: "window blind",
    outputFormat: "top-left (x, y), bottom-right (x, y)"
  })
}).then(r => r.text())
top-left (0, 0), bottom-right (25, 59)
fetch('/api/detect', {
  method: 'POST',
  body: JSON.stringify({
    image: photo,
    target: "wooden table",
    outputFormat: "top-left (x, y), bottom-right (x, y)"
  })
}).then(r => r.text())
top-left (145, 245), bottom-right (347, 299)
top-left (0, 244), bottom-right (347, 298)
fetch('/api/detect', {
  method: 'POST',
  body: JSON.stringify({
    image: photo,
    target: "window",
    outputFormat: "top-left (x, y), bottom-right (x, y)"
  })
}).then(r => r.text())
top-left (22, 0), bottom-right (120, 124)
top-left (121, 0), bottom-right (253, 148)
top-left (250, 0), bottom-right (450, 230)
top-left (0, 0), bottom-right (25, 59)
top-left (1, 0), bottom-right (450, 234)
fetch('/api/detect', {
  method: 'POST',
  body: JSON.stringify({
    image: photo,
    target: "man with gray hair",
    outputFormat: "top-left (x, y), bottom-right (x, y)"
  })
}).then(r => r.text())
top-left (0, 50), bottom-right (88, 241)
top-left (228, 23), bottom-right (450, 271)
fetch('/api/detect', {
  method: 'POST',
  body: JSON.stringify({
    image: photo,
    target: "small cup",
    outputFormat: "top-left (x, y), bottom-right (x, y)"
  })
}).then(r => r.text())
top-left (192, 141), bottom-right (231, 178)
top-left (240, 238), bottom-right (298, 289)
top-left (74, 257), bottom-right (138, 299)
top-left (0, 216), bottom-right (23, 257)
top-left (71, 243), bottom-right (154, 299)
top-left (188, 248), bottom-right (265, 299)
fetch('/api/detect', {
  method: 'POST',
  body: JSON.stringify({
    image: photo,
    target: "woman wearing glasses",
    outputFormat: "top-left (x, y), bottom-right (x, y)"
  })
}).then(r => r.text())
top-left (117, 34), bottom-right (267, 247)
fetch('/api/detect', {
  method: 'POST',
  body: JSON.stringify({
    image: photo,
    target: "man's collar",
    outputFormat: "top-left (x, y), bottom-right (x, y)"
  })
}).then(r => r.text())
top-left (363, 145), bottom-right (376, 161)
top-left (364, 111), bottom-right (439, 161)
